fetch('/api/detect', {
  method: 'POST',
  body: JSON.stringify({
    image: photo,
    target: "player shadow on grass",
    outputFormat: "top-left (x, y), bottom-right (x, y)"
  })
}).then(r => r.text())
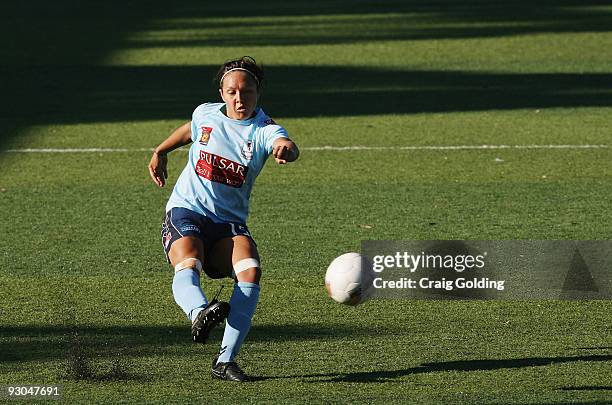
top-left (252, 354), bottom-right (612, 382)
top-left (0, 323), bottom-right (385, 363)
top-left (2, 325), bottom-right (611, 384)
top-left (1, 322), bottom-right (379, 382)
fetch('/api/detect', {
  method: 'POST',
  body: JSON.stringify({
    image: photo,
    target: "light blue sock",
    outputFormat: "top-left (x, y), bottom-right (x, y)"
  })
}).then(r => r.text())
top-left (217, 282), bottom-right (260, 364)
top-left (172, 269), bottom-right (208, 322)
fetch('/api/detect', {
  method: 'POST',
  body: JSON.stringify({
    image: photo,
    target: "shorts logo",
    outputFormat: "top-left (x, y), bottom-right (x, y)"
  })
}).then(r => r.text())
top-left (229, 223), bottom-right (253, 238)
top-left (180, 224), bottom-right (200, 234)
top-left (163, 231), bottom-right (172, 249)
top-left (237, 224), bottom-right (251, 237)
top-left (199, 126), bottom-right (213, 145)
top-left (241, 141), bottom-right (254, 160)
top-left (196, 151), bottom-right (248, 188)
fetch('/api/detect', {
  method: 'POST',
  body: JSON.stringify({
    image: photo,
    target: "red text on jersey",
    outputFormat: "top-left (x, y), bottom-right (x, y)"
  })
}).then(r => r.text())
top-left (195, 151), bottom-right (248, 188)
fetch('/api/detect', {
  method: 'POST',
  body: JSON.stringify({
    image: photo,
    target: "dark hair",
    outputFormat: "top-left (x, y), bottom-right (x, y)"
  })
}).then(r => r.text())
top-left (215, 56), bottom-right (264, 89)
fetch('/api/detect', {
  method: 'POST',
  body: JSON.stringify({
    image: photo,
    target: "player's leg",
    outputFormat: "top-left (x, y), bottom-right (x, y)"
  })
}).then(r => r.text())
top-left (168, 236), bottom-right (208, 321)
top-left (207, 235), bottom-right (261, 382)
top-left (162, 209), bottom-right (230, 343)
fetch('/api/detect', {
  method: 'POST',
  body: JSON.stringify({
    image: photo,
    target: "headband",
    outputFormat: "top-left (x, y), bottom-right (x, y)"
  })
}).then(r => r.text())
top-left (220, 67), bottom-right (260, 86)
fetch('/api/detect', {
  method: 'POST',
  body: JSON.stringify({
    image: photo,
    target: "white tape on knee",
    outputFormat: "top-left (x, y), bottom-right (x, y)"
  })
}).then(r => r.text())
top-left (233, 258), bottom-right (260, 276)
top-left (174, 258), bottom-right (203, 274)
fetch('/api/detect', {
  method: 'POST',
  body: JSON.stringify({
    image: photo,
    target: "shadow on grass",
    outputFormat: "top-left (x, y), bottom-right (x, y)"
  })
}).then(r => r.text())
top-left (0, 322), bottom-right (386, 363)
top-left (560, 386), bottom-right (612, 391)
top-left (2, 0), bottom-right (611, 149)
top-left (5, 65), bottom-right (612, 128)
top-left (2, 325), bottom-right (611, 385)
top-left (251, 354), bottom-right (612, 382)
top-left (118, 1), bottom-right (612, 48)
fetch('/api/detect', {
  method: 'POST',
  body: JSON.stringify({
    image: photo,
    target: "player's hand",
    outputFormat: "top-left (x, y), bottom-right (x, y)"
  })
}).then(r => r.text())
top-left (148, 152), bottom-right (168, 187)
top-left (273, 143), bottom-right (294, 164)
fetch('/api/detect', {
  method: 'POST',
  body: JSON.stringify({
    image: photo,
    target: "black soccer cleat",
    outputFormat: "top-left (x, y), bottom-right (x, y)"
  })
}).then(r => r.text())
top-left (211, 357), bottom-right (251, 382)
top-left (191, 299), bottom-right (230, 343)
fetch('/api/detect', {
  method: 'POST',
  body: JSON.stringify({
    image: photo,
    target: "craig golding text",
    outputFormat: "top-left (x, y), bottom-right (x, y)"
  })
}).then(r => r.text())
top-left (373, 277), bottom-right (506, 291)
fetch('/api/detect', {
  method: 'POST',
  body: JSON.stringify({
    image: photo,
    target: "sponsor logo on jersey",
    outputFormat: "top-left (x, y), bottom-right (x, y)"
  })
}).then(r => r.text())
top-left (241, 140), bottom-right (254, 160)
top-left (263, 118), bottom-right (276, 126)
top-left (199, 126), bottom-right (213, 145)
top-left (195, 151), bottom-right (248, 188)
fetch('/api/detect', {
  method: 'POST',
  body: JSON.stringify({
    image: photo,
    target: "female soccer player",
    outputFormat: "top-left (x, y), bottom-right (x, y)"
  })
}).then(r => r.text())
top-left (148, 56), bottom-right (299, 382)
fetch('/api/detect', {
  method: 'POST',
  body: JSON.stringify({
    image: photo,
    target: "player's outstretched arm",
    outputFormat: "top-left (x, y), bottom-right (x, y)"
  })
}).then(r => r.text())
top-left (148, 121), bottom-right (193, 187)
top-left (272, 138), bottom-right (299, 165)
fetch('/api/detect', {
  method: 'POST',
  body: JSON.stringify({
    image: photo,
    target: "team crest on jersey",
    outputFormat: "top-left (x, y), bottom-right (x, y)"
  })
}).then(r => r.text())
top-left (241, 140), bottom-right (254, 160)
top-left (199, 126), bottom-right (213, 145)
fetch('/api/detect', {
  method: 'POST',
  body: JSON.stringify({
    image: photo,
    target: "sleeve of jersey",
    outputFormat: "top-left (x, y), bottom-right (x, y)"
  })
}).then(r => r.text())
top-left (263, 125), bottom-right (289, 154)
top-left (190, 120), bottom-right (198, 143)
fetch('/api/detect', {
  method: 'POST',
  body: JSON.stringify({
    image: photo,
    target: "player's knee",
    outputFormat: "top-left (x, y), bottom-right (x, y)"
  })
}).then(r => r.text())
top-left (237, 267), bottom-right (261, 284)
top-left (233, 258), bottom-right (261, 284)
top-left (174, 258), bottom-right (203, 274)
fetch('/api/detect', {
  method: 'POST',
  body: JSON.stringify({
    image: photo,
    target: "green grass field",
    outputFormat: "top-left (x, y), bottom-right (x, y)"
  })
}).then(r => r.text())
top-left (1, 1), bottom-right (611, 403)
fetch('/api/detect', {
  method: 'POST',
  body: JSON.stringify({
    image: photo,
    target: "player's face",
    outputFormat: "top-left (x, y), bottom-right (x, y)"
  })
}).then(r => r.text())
top-left (219, 71), bottom-right (259, 120)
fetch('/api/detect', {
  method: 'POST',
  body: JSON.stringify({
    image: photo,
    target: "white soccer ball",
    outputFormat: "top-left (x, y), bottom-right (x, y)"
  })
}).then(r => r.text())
top-left (325, 252), bottom-right (373, 305)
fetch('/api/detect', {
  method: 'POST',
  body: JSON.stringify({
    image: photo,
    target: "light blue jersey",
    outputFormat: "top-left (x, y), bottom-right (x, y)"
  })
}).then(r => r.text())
top-left (166, 102), bottom-right (288, 224)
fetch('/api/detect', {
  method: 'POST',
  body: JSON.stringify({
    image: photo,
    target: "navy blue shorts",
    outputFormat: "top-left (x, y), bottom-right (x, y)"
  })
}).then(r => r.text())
top-left (161, 207), bottom-right (254, 278)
